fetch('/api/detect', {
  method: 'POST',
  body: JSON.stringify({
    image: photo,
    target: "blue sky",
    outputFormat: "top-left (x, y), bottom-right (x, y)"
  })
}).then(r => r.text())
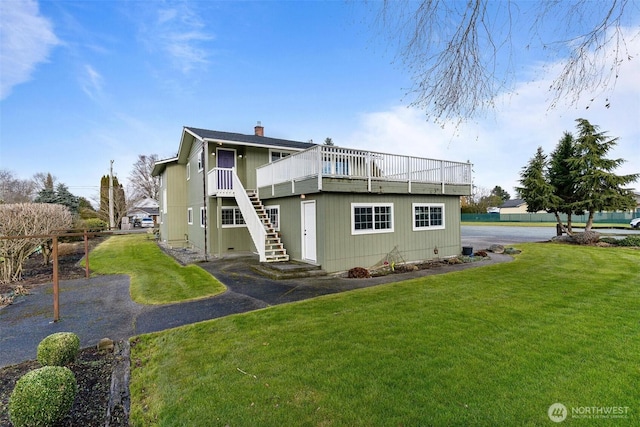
top-left (1, 0), bottom-right (639, 203)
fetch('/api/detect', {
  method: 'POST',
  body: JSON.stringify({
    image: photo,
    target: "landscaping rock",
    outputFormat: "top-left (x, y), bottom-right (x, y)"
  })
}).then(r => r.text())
top-left (98, 338), bottom-right (115, 352)
top-left (475, 250), bottom-right (488, 257)
top-left (489, 244), bottom-right (505, 254)
top-left (572, 231), bottom-right (601, 245)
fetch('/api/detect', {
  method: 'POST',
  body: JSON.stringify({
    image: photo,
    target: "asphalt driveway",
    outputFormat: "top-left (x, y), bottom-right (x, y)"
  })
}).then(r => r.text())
top-left (1, 252), bottom-right (511, 368)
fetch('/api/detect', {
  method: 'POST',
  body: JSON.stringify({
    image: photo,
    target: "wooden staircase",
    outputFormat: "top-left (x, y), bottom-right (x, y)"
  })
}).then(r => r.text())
top-left (247, 191), bottom-right (289, 262)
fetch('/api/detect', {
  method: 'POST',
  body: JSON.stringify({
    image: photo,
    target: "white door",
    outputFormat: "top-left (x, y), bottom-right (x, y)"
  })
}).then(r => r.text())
top-left (302, 201), bottom-right (317, 262)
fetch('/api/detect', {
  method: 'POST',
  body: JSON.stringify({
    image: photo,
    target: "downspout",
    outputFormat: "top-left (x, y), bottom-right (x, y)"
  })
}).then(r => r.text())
top-left (201, 142), bottom-right (208, 261)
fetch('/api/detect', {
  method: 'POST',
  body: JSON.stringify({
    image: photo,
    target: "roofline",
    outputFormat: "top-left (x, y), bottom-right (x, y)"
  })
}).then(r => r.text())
top-left (201, 136), bottom-right (312, 151)
top-left (151, 156), bottom-right (178, 177)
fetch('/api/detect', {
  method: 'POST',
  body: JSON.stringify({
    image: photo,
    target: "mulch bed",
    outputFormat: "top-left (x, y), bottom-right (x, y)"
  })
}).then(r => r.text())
top-left (0, 237), bottom-right (127, 426)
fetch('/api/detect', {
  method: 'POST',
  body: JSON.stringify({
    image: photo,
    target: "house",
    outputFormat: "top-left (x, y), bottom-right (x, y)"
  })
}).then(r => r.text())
top-left (152, 123), bottom-right (473, 273)
top-left (499, 199), bottom-right (528, 214)
top-left (127, 198), bottom-right (160, 225)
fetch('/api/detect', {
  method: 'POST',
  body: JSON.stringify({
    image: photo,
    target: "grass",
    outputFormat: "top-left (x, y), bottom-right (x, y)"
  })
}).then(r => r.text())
top-left (128, 243), bottom-right (640, 426)
top-left (86, 234), bottom-right (225, 304)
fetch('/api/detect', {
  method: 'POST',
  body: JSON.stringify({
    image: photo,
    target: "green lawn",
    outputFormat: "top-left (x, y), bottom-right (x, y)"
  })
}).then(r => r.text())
top-left (86, 234), bottom-right (225, 304)
top-left (129, 243), bottom-right (639, 426)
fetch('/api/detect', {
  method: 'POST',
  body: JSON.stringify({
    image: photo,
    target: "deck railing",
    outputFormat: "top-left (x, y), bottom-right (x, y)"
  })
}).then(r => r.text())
top-left (231, 170), bottom-right (267, 262)
top-left (256, 145), bottom-right (472, 194)
top-left (207, 168), bottom-right (234, 197)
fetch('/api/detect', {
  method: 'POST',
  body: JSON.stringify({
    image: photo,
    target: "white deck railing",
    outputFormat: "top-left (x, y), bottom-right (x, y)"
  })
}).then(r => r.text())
top-left (207, 168), bottom-right (234, 197)
top-left (256, 145), bottom-right (472, 194)
top-left (232, 170), bottom-right (266, 262)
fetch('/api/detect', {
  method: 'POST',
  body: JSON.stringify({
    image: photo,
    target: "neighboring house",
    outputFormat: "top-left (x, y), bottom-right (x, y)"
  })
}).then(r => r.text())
top-left (152, 123), bottom-right (473, 273)
top-left (499, 199), bottom-right (529, 214)
top-left (128, 198), bottom-right (160, 224)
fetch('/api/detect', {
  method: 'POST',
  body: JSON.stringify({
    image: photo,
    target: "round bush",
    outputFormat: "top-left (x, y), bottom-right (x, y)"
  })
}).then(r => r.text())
top-left (37, 332), bottom-right (80, 367)
top-left (9, 366), bottom-right (78, 427)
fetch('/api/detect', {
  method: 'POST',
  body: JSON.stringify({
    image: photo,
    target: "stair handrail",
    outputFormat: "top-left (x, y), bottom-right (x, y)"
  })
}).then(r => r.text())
top-left (231, 169), bottom-right (267, 262)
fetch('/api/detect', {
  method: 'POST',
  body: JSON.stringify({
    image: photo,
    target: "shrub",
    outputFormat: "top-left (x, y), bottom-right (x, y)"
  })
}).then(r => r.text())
top-left (348, 267), bottom-right (371, 278)
top-left (9, 366), bottom-right (78, 427)
top-left (597, 236), bottom-right (640, 247)
top-left (617, 235), bottom-right (640, 247)
top-left (81, 218), bottom-right (108, 232)
top-left (37, 332), bottom-right (80, 367)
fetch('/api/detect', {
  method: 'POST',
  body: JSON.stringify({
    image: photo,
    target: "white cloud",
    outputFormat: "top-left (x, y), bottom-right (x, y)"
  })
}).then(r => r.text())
top-left (80, 64), bottom-right (104, 100)
top-left (136, 2), bottom-right (215, 74)
top-left (343, 29), bottom-right (640, 196)
top-left (0, 0), bottom-right (59, 100)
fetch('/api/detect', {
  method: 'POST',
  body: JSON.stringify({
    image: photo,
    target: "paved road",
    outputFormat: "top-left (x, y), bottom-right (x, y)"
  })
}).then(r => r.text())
top-left (461, 225), bottom-right (639, 250)
top-left (461, 225), bottom-right (556, 249)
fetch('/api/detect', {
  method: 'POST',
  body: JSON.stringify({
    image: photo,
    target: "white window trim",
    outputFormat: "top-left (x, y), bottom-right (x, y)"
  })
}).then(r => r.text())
top-left (187, 208), bottom-right (193, 225)
top-left (221, 207), bottom-right (246, 228)
top-left (269, 149), bottom-right (293, 163)
top-left (162, 188), bottom-right (167, 214)
top-left (186, 162), bottom-right (191, 180)
top-left (197, 149), bottom-right (204, 172)
top-left (351, 203), bottom-right (394, 235)
top-left (200, 207), bottom-right (205, 228)
top-left (412, 203), bottom-right (445, 231)
top-left (265, 205), bottom-right (280, 231)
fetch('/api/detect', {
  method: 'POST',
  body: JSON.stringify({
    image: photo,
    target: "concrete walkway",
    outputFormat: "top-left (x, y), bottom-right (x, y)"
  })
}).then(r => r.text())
top-left (1, 253), bottom-right (512, 368)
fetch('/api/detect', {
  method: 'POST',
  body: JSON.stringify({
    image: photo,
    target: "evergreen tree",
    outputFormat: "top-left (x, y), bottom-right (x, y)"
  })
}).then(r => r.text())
top-left (569, 119), bottom-right (638, 230)
top-left (99, 175), bottom-right (127, 228)
top-left (548, 132), bottom-right (580, 233)
top-left (517, 147), bottom-right (560, 216)
top-left (53, 183), bottom-right (79, 215)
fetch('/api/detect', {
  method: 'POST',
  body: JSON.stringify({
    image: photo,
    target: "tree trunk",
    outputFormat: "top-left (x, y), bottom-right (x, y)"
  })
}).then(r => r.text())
top-left (585, 211), bottom-right (595, 231)
top-left (566, 213), bottom-right (573, 235)
top-left (553, 212), bottom-right (565, 235)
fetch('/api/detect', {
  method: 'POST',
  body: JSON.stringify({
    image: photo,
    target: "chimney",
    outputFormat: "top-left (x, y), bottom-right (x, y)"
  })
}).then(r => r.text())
top-left (254, 121), bottom-right (264, 137)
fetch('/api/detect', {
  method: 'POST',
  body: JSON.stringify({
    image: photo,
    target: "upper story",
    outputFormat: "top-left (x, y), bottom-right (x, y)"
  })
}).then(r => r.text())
top-left (152, 123), bottom-right (473, 200)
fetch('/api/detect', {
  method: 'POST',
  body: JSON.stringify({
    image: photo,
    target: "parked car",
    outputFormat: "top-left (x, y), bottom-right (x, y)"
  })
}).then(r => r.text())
top-left (631, 218), bottom-right (640, 229)
top-left (140, 218), bottom-right (155, 228)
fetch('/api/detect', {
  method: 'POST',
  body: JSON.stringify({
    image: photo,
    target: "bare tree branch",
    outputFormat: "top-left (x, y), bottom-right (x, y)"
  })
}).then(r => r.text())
top-left (374, 0), bottom-right (639, 121)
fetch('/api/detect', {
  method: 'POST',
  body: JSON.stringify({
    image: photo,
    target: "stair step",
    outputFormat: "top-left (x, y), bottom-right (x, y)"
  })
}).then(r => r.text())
top-left (265, 255), bottom-right (290, 262)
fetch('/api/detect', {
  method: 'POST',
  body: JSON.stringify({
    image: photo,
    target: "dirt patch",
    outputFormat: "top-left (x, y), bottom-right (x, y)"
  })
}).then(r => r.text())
top-left (0, 346), bottom-right (124, 426)
top-left (0, 237), bottom-right (106, 296)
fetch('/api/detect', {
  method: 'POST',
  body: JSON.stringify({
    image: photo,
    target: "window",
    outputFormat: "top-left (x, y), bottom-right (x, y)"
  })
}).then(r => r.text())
top-left (413, 203), bottom-right (445, 230)
top-left (162, 189), bottom-right (167, 214)
top-left (351, 203), bottom-right (394, 235)
top-left (265, 205), bottom-right (280, 230)
top-left (221, 207), bottom-right (246, 227)
top-left (200, 207), bottom-right (205, 228)
top-left (187, 208), bottom-right (193, 225)
top-left (186, 162), bottom-right (191, 180)
top-left (270, 151), bottom-right (291, 162)
top-left (197, 150), bottom-right (204, 172)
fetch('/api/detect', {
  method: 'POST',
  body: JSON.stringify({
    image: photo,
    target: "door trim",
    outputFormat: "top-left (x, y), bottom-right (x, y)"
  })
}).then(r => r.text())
top-left (301, 200), bottom-right (317, 263)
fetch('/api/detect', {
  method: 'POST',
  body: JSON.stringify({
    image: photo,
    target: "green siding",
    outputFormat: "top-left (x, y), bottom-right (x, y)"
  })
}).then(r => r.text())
top-left (209, 198), bottom-right (255, 257)
top-left (269, 192), bottom-right (462, 273)
top-left (159, 164), bottom-right (188, 247)
top-left (186, 140), bottom-right (206, 251)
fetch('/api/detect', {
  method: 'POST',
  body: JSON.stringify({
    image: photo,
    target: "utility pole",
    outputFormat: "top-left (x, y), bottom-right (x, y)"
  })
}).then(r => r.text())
top-left (109, 160), bottom-right (115, 229)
